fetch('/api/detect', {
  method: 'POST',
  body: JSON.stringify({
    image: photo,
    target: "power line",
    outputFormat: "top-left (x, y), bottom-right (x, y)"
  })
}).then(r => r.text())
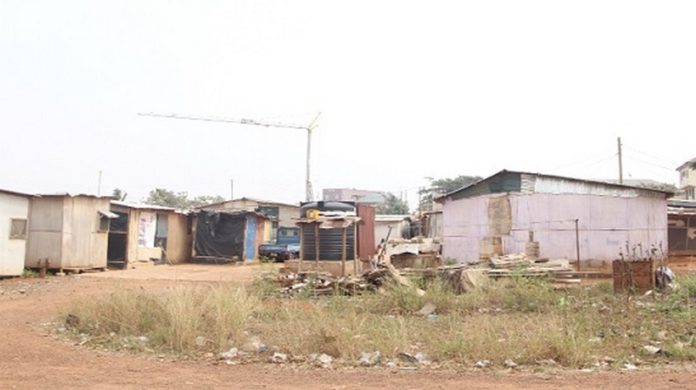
top-left (570, 154), bottom-right (619, 174)
top-left (549, 151), bottom-right (617, 171)
top-left (623, 154), bottom-right (676, 172)
top-left (623, 145), bottom-right (678, 167)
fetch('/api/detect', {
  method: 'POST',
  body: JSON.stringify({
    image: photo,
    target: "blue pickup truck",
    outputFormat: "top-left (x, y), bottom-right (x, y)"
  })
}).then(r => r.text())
top-left (258, 227), bottom-right (301, 261)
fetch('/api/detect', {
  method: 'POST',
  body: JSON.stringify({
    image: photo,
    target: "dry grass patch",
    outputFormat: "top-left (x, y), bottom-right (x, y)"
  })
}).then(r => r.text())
top-left (62, 273), bottom-right (696, 369)
top-left (64, 285), bottom-right (257, 354)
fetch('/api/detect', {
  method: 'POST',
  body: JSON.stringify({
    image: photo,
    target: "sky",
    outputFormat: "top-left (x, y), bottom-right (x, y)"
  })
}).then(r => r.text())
top-left (1, 1), bottom-right (694, 208)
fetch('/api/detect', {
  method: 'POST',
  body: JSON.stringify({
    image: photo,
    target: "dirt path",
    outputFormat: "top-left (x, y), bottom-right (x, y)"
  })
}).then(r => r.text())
top-left (1, 267), bottom-right (696, 389)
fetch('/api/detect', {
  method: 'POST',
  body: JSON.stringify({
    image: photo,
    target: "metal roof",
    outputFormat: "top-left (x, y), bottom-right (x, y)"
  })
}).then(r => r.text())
top-left (677, 157), bottom-right (696, 172)
top-left (195, 209), bottom-right (270, 220)
top-left (111, 200), bottom-right (176, 211)
top-left (668, 199), bottom-right (696, 208)
top-left (668, 200), bottom-right (696, 216)
top-left (195, 197), bottom-right (300, 210)
top-left (375, 214), bottom-right (411, 222)
top-left (0, 188), bottom-right (34, 198)
top-left (440, 169), bottom-right (674, 200)
top-left (37, 193), bottom-right (116, 199)
top-left (98, 210), bottom-right (120, 219)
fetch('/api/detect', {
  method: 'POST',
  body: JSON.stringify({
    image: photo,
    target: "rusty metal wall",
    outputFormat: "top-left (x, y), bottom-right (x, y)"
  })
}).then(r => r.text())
top-left (356, 204), bottom-right (376, 261)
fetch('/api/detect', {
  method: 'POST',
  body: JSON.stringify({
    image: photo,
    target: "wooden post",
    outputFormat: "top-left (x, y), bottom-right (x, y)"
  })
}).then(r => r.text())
top-left (298, 224), bottom-right (304, 273)
top-left (341, 226), bottom-right (347, 277)
top-left (575, 219), bottom-right (581, 271)
top-left (314, 222), bottom-right (320, 269)
top-left (353, 224), bottom-right (358, 275)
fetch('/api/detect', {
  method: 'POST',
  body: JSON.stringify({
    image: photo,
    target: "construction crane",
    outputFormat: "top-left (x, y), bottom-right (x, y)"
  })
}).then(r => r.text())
top-left (137, 112), bottom-right (321, 201)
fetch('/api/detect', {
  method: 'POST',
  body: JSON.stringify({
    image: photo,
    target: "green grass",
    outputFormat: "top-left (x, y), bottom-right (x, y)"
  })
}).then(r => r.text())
top-left (62, 273), bottom-right (696, 369)
top-left (22, 268), bottom-right (39, 278)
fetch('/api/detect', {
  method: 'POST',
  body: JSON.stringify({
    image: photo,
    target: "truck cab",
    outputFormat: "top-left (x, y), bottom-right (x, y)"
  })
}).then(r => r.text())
top-left (258, 227), bottom-right (300, 261)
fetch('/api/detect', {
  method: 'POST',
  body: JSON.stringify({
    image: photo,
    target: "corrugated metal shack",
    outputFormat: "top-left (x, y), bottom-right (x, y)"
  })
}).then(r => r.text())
top-left (668, 199), bottom-right (696, 264)
top-left (108, 201), bottom-right (192, 269)
top-left (196, 197), bottom-right (299, 243)
top-left (192, 210), bottom-right (269, 262)
top-left (422, 211), bottom-right (443, 239)
top-left (0, 189), bottom-right (33, 276)
top-left (375, 214), bottom-right (411, 244)
top-left (438, 170), bottom-right (671, 269)
top-left (26, 194), bottom-right (115, 271)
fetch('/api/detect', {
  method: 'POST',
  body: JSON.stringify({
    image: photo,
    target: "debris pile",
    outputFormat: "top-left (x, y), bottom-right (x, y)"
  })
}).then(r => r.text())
top-left (277, 263), bottom-right (423, 296)
top-left (276, 252), bottom-right (590, 296)
top-left (385, 238), bottom-right (441, 269)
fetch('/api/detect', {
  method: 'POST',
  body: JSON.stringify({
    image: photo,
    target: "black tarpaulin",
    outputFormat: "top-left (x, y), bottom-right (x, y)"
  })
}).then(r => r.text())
top-left (194, 211), bottom-right (246, 259)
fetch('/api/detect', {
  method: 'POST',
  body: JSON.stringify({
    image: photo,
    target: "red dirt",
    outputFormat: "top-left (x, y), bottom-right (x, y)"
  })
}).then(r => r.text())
top-left (2, 265), bottom-right (696, 389)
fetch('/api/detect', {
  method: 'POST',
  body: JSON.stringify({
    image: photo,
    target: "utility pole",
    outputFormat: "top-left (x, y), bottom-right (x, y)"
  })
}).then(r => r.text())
top-left (138, 112), bottom-right (321, 202)
top-left (230, 179), bottom-right (234, 200)
top-left (617, 137), bottom-right (623, 184)
top-left (97, 170), bottom-right (102, 196)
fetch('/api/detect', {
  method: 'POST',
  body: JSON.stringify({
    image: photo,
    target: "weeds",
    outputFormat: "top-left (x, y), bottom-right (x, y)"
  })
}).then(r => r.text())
top-left (65, 285), bottom-right (256, 355)
top-left (22, 268), bottom-right (38, 278)
top-left (63, 273), bottom-right (696, 369)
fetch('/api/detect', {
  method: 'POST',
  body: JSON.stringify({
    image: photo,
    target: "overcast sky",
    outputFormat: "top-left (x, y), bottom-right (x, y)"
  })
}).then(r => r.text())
top-left (1, 1), bottom-right (694, 207)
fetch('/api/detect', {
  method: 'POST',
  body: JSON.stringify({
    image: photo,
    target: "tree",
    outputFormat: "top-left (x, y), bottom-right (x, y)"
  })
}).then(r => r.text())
top-left (376, 193), bottom-right (409, 215)
top-left (419, 175), bottom-right (482, 211)
top-left (112, 188), bottom-right (127, 201)
top-left (144, 188), bottom-right (224, 209)
top-left (189, 195), bottom-right (226, 208)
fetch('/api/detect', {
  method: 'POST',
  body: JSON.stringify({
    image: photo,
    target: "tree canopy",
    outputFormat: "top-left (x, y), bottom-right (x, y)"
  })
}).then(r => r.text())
top-left (376, 193), bottom-right (410, 215)
top-left (419, 175), bottom-right (482, 210)
top-left (144, 188), bottom-right (225, 209)
top-left (112, 188), bottom-right (127, 201)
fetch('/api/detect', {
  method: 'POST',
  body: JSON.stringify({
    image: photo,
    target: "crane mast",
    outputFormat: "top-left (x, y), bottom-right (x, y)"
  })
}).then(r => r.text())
top-left (137, 112), bottom-right (320, 202)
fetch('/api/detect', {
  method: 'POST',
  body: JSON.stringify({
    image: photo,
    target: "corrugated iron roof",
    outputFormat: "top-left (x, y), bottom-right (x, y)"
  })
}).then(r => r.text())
top-left (195, 197), bottom-right (300, 210)
top-left (37, 193), bottom-right (116, 199)
top-left (98, 210), bottom-right (120, 219)
top-left (0, 188), bottom-right (34, 198)
top-left (439, 169), bottom-right (674, 201)
top-left (677, 157), bottom-right (696, 171)
top-left (668, 199), bottom-right (696, 211)
top-left (196, 209), bottom-right (270, 220)
top-left (111, 200), bottom-right (177, 211)
top-left (375, 214), bottom-right (410, 222)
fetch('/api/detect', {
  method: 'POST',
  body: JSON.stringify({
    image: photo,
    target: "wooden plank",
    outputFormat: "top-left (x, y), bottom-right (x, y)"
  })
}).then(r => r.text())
top-left (341, 227), bottom-right (347, 277)
top-left (314, 223), bottom-right (320, 268)
top-left (553, 278), bottom-right (581, 284)
top-left (353, 225), bottom-right (358, 275)
top-left (298, 224), bottom-right (304, 273)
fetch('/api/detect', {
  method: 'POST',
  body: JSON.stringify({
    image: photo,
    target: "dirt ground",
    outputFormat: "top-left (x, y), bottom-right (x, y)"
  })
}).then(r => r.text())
top-left (2, 264), bottom-right (696, 389)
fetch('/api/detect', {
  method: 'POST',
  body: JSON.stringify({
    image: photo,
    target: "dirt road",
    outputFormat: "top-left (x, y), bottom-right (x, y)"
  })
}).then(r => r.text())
top-left (1, 264), bottom-right (696, 389)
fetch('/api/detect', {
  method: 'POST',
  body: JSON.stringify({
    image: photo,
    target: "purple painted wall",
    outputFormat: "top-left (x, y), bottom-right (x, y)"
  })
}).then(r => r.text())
top-left (443, 193), bottom-right (667, 265)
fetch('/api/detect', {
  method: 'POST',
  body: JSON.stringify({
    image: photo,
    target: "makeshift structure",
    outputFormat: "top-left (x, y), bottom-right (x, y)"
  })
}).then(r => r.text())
top-left (195, 197), bottom-right (299, 243)
top-left (0, 189), bottom-right (32, 276)
top-left (667, 199), bottom-right (696, 264)
top-left (286, 207), bottom-right (362, 276)
top-left (108, 201), bottom-right (192, 269)
top-left (192, 210), bottom-right (269, 262)
top-left (26, 194), bottom-right (115, 271)
top-left (438, 170), bottom-right (672, 269)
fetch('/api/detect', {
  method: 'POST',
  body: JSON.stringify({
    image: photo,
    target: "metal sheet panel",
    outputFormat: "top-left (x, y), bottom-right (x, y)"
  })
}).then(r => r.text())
top-left (442, 192), bottom-right (667, 265)
top-left (357, 204), bottom-right (375, 260)
top-left (245, 216), bottom-right (256, 261)
top-left (0, 193), bottom-right (30, 275)
top-left (534, 177), bottom-right (639, 198)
